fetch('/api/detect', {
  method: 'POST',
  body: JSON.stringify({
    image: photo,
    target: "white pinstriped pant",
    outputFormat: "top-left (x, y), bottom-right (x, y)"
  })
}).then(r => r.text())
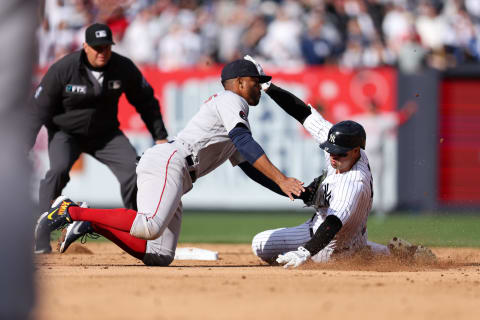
top-left (251, 215), bottom-right (336, 263)
top-left (251, 216), bottom-right (389, 264)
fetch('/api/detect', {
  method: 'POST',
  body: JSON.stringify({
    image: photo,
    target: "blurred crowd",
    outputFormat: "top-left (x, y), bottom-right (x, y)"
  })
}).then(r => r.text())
top-left (38, 0), bottom-right (480, 72)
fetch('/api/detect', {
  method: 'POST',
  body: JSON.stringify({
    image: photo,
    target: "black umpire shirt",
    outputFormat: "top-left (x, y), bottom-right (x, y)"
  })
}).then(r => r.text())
top-left (29, 50), bottom-right (168, 146)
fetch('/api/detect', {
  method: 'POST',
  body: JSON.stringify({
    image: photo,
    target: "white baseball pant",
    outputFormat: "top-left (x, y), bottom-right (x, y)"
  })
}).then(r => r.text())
top-left (130, 142), bottom-right (194, 266)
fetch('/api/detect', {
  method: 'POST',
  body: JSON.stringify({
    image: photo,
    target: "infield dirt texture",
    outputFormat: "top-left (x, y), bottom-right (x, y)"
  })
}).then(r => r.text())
top-left (34, 242), bottom-right (480, 320)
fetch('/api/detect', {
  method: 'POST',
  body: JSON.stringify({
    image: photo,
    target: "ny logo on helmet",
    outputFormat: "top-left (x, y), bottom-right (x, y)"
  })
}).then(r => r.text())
top-left (329, 133), bottom-right (336, 143)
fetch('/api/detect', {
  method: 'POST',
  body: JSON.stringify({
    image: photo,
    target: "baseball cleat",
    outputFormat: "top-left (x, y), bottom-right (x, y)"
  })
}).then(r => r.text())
top-left (45, 195), bottom-right (76, 230)
top-left (34, 196), bottom-right (78, 254)
top-left (57, 201), bottom-right (95, 253)
top-left (58, 220), bottom-right (99, 253)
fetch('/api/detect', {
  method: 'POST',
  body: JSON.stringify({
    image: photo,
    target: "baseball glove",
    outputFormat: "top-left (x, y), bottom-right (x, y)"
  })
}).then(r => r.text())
top-left (301, 169), bottom-right (328, 209)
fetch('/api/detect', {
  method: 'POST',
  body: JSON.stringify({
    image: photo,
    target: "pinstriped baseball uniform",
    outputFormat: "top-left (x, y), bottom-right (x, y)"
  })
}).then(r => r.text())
top-left (252, 109), bottom-right (386, 263)
top-left (132, 90), bottom-right (248, 265)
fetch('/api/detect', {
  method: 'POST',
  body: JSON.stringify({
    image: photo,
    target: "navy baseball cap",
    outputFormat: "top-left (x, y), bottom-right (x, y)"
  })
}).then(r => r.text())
top-left (320, 120), bottom-right (366, 155)
top-left (221, 59), bottom-right (272, 83)
top-left (85, 23), bottom-right (115, 46)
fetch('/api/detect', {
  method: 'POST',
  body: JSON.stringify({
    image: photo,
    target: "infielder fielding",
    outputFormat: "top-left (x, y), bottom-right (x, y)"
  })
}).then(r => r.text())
top-left (30, 23), bottom-right (168, 253)
top-left (245, 56), bottom-right (390, 267)
top-left (34, 59), bottom-right (306, 266)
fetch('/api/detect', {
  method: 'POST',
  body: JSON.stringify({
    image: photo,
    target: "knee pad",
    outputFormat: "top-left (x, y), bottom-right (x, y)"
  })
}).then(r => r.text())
top-left (143, 253), bottom-right (174, 266)
top-left (130, 213), bottom-right (161, 240)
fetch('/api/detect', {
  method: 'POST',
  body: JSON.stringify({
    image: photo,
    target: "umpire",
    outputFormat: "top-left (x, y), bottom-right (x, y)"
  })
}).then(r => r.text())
top-left (30, 23), bottom-right (168, 253)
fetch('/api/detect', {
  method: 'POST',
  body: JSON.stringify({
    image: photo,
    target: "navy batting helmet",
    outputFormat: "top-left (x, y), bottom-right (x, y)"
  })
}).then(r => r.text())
top-left (320, 120), bottom-right (366, 154)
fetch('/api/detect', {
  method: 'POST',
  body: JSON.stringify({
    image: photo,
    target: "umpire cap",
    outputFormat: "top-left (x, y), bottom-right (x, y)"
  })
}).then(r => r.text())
top-left (221, 59), bottom-right (272, 83)
top-left (320, 120), bottom-right (366, 154)
top-left (85, 23), bottom-right (115, 46)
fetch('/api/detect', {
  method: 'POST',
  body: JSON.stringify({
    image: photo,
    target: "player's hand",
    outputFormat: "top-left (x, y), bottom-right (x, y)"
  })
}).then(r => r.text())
top-left (276, 246), bottom-right (311, 268)
top-left (243, 55), bottom-right (271, 91)
top-left (278, 177), bottom-right (305, 201)
top-left (155, 139), bottom-right (168, 144)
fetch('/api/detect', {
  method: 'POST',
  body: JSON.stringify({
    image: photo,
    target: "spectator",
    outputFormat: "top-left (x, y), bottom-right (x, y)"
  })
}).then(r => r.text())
top-left (36, 1), bottom-right (480, 75)
top-left (239, 15), bottom-right (268, 58)
top-left (362, 34), bottom-right (396, 67)
top-left (122, 6), bottom-right (159, 64)
top-left (37, 17), bottom-right (56, 68)
top-left (382, 2), bottom-right (412, 55)
top-left (157, 12), bottom-right (202, 70)
top-left (259, 3), bottom-right (304, 68)
top-left (415, 1), bottom-right (447, 52)
top-left (397, 28), bottom-right (427, 73)
top-left (301, 7), bottom-right (341, 65)
top-left (216, 2), bottom-right (248, 62)
top-left (340, 39), bottom-right (364, 68)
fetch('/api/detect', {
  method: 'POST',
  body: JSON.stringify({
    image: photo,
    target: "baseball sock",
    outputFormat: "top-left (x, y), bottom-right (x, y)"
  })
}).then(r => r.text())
top-left (68, 207), bottom-right (136, 232)
top-left (91, 222), bottom-right (146, 260)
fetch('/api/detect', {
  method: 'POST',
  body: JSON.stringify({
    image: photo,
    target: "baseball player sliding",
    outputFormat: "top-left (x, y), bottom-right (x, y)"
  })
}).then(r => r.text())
top-left (244, 56), bottom-right (398, 268)
top-left (34, 59), bottom-right (307, 266)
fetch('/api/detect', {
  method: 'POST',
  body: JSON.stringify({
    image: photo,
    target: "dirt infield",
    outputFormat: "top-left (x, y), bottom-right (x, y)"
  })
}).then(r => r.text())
top-left (33, 242), bottom-right (480, 320)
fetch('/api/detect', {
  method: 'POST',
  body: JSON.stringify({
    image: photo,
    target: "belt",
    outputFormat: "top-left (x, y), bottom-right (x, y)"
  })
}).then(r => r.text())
top-left (186, 154), bottom-right (195, 166)
top-left (168, 140), bottom-right (197, 182)
top-left (186, 155), bottom-right (197, 183)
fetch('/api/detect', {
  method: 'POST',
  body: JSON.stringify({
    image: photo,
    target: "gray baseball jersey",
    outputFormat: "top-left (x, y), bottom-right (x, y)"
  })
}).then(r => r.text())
top-left (252, 108), bottom-right (382, 263)
top-left (131, 90), bottom-right (248, 265)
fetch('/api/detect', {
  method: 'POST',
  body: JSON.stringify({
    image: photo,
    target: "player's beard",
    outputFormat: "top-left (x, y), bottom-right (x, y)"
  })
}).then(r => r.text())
top-left (248, 89), bottom-right (261, 106)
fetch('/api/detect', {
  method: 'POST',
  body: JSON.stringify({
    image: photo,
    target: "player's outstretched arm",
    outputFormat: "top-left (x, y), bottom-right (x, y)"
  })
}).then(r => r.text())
top-left (244, 55), bottom-right (311, 124)
top-left (251, 154), bottom-right (304, 201)
top-left (239, 162), bottom-right (325, 202)
top-left (238, 162), bottom-right (285, 196)
top-left (229, 123), bottom-right (304, 200)
top-left (265, 84), bottom-right (312, 124)
top-left (243, 55), bottom-right (331, 142)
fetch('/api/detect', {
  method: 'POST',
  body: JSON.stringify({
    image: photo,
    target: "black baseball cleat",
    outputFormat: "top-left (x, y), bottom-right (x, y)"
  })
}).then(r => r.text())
top-left (58, 220), bottom-right (99, 253)
top-left (34, 196), bottom-right (77, 254)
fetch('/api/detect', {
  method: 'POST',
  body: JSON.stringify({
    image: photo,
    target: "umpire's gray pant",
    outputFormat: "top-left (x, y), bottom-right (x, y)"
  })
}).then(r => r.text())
top-left (39, 129), bottom-right (138, 212)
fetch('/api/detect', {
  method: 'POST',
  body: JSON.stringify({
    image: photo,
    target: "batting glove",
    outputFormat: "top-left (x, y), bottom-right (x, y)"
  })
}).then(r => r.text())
top-left (243, 55), bottom-right (271, 91)
top-left (276, 246), bottom-right (311, 269)
top-left (303, 105), bottom-right (328, 144)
